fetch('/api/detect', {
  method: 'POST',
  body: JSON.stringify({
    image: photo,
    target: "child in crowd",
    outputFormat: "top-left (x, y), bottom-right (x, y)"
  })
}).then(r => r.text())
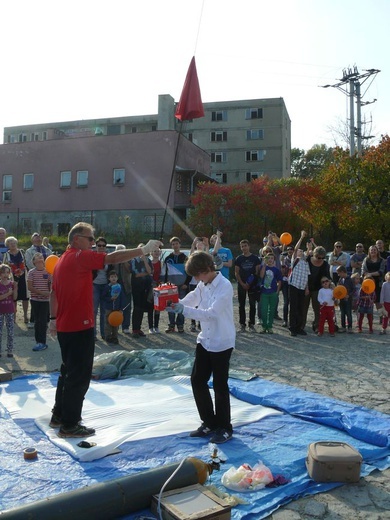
top-left (167, 251), bottom-right (235, 444)
top-left (357, 276), bottom-right (376, 333)
top-left (379, 272), bottom-right (390, 335)
top-left (259, 253), bottom-right (282, 334)
top-left (0, 264), bottom-right (17, 357)
top-left (317, 277), bottom-right (335, 336)
top-left (351, 273), bottom-right (362, 320)
top-left (149, 248), bottom-right (162, 333)
top-left (336, 265), bottom-right (354, 333)
top-left (27, 253), bottom-right (52, 351)
top-left (103, 270), bottom-right (125, 344)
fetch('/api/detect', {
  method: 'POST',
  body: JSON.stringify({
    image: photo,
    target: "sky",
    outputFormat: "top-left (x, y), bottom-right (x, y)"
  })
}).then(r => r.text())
top-left (0, 0), bottom-right (388, 151)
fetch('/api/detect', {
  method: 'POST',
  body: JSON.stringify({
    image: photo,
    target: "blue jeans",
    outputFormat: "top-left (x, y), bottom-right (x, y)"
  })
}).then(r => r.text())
top-left (340, 298), bottom-right (353, 329)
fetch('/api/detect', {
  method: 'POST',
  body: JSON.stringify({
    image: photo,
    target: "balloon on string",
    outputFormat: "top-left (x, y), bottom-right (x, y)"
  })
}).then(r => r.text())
top-left (280, 232), bottom-right (292, 246)
top-left (45, 255), bottom-right (59, 274)
top-left (333, 285), bottom-right (347, 299)
top-left (108, 311), bottom-right (124, 327)
top-left (361, 278), bottom-right (375, 294)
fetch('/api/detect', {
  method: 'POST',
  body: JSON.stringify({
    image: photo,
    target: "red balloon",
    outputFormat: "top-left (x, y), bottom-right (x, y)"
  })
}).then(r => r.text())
top-left (361, 278), bottom-right (375, 294)
top-left (108, 311), bottom-right (123, 327)
top-left (333, 285), bottom-right (347, 299)
top-left (45, 255), bottom-right (59, 274)
top-left (280, 232), bottom-right (292, 246)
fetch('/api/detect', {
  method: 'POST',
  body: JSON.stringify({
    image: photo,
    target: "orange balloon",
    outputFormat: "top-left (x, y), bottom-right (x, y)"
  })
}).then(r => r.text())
top-left (45, 255), bottom-right (59, 274)
top-left (280, 232), bottom-right (292, 246)
top-left (333, 285), bottom-right (347, 299)
top-left (361, 278), bottom-right (375, 294)
top-left (108, 310), bottom-right (124, 327)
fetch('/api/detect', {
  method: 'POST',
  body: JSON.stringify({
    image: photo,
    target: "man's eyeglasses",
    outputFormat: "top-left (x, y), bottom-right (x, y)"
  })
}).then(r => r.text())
top-left (77, 235), bottom-right (95, 242)
top-left (97, 244), bottom-right (106, 248)
top-left (316, 256), bottom-right (325, 260)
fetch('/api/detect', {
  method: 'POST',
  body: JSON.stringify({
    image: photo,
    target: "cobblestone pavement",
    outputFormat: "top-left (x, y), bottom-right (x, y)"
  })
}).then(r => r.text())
top-left (2, 293), bottom-right (389, 519)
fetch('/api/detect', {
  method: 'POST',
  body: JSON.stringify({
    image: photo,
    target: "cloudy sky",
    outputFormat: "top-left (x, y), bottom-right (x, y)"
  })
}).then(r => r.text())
top-left (0, 0), bottom-right (388, 150)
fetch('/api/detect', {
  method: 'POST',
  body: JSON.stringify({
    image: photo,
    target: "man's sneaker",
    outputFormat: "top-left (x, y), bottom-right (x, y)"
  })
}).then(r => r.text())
top-left (165, 325), bottom-right (175, 333)
top-left (178, 326), bottom-right (184, 333)
top-left (49, 414), bottom-right (62, 428)
top-left (238, 325), bottom-right (246, 333)
top-left (248, 324), bottom-right (256, 333)
top-left (154, 327), bottom-right (160, 334)
top-left (58, 424), bottom-right (96, 438)
top-left (190, 424), bottom-right (214, 438)
top-left (32, 343), bottom-right (48, 352)
top-left (210, 428), bottom-right (233, 444)
top-left (149, 328), bottom-right (155, 334)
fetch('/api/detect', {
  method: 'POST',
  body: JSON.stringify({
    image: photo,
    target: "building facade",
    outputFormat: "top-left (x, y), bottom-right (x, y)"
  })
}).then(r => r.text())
top-left (0, 131), bottom-right (210, 238)
top-left (4, 94), bottom-right (291, 186)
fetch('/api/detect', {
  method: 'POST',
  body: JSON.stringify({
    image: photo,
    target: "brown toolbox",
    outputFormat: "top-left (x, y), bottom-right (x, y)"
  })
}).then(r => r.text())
top-left (306, 441), bottom-right (362, 483)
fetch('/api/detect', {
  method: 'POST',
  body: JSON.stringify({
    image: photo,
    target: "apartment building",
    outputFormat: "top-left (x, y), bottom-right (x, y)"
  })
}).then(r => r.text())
top-left (4, 94), bottom-right (291, 186)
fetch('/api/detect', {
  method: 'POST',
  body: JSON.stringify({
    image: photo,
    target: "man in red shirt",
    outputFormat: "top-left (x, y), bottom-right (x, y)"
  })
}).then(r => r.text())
top-left (49, 222), bottom-right (162, 438)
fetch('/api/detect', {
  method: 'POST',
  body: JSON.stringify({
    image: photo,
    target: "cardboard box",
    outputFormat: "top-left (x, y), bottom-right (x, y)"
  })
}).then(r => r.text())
top-left (151, 484), bottom-right (231, 520)
top-left (306, 441), bottom-right (362, 483)
top-left (0, 367), bottom-right (12, 383)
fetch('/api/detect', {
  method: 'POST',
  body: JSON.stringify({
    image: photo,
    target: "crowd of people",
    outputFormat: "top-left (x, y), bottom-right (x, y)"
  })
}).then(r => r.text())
top-left (0, 224), bottom-right (389, 443)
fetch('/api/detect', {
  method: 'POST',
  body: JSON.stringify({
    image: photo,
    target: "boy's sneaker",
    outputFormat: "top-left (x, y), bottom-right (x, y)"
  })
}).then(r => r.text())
top-left (58, 424), bottom-right (96, 438)
top-left (338, 327), bottom-right (346, 333)
top-left (122, 329), bottom-right (130, 334)
top-left (49, 414), bottom-right (62, 428)
top-left (248, 324), bottom-right (256, 332)
top-left (210, 428), bottom-right (233, 444)
top-left (165, 325), bottom-right (175, 333)
top-left (32, 343), bottom-right (48, 352)
top-left (238, 325), bottom-right (246, 333)
top-left (177, 326), bottom-right (184, 333)
top-left (154, 327), bottom-right (160, 334)
top-left (149, 328), bottom-right (155, 334)
top-left (190, 423), bottom-right (214, 438)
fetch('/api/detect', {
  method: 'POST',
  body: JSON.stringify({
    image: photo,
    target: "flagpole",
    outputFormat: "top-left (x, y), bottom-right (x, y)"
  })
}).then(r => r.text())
top-left (159, 121), bottom-right (183, 241)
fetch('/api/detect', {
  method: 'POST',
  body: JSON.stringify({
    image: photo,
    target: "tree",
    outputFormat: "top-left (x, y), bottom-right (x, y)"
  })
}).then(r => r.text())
top-left (291, 144), bottom-right (334, 179)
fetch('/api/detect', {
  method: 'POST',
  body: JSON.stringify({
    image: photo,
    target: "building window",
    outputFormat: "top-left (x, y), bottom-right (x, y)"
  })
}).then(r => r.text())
top-left (187, 133), bottom-right (193, 142)
top-left (211, 110), bottom-right (227, 122)
top-left (22, 218), bottom-right (32, 234)
top-left (18, 133), bottom-right (27, 142)
top-left (246, 129), bottom-right (264, 140)
top-left (246, 172), bottom-right (259, 182)
top-left (211, 131), bottom-right (227, 142)
top-left (60, 171), bottom-right (71, 188)
top-left (151, 125), bottom-right (157, 131)
top-left (215, 172), bottom-right (227, 184)
top-left (211, 152), bottom-right (227, 163)
top-left (132, 127), bottom-right (137, 133)
top-left (23, 173), bottom-right (34, 190)
top-left (43, 131), bottom-right (48, 140)
top-left (143, 215), bottom-right (163, 234)
top-left (176, 174), bottom-right (183, 192)
top-left (7, 135), bottom-right (16, 144)
top-left (246, 150), bottom-right (265, 161)
top-left (113, 168), bottom-right (125, 185)
top-left (30, 133), bottom-right (40, 141)
top-left (107, 124), bottom-right (121, 135)
top-left (245, 108), bottom-right (263, 119)
top-left (2, 175), bottom-right (12, 202)
top-left (77, 170), bottom-right (88, 187)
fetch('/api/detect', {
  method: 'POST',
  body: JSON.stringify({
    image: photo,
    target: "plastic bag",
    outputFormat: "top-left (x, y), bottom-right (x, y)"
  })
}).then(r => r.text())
top-left (221, 462), bottom-right (273, 492)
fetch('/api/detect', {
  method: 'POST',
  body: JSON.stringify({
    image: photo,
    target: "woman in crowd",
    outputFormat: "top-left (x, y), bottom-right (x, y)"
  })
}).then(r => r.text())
top-left (361, 245), bottom-right (385, 313)
top-left (3, 236), bottom-right (29, 323)
top-left (302, 246), bottom-right (330, 333)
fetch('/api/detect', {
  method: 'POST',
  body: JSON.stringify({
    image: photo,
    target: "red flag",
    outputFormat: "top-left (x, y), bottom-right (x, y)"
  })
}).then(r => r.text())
top-left (175, 56), bottom-right (205, 121)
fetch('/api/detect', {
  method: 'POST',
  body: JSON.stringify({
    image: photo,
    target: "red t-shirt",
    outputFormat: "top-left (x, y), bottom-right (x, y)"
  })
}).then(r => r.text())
top-left (53, 248), bottom-right (105, 332)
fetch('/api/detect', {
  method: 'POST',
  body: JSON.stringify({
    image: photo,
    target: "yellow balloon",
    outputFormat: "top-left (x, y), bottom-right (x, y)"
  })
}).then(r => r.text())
top-left (45, 255), bottom-right (59, 274)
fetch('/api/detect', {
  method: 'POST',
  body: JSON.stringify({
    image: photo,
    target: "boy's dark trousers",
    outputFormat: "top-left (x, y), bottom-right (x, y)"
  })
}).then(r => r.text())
top-left (339, 298), bottom-right (353, 329)
top-left (31, 300), bottom-right (49, 344)
top-left (191, 343), bottom-right (233, 432)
